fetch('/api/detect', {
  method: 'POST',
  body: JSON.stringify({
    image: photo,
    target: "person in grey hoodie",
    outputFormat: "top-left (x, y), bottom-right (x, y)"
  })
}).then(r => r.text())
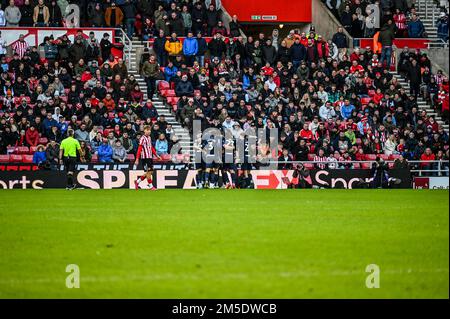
top-left (5, 0), bottom-right (21, 26)
top-left (112, 140), bottom-right (128, 163)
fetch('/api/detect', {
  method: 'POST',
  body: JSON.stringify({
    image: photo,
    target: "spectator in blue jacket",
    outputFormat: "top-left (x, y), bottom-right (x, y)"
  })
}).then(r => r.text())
top-left (43, 113), bottom-right (58, 137)
top-left (155, 133), bottom-right (169, 156)
top-left (32, 145), bottom-right (46, 165)
top-left (408, 14), bottom-right (425, 38)
top-left (182, 31), bottom-right (198, 67)
top-left (196, 31), bottom-right (208, 67)
top-left (164, 60), bottom-right (178, 82)
top-left (97, 137), bottom-right (113, 163)
top-left (340, 99), bottom-right (355, 120)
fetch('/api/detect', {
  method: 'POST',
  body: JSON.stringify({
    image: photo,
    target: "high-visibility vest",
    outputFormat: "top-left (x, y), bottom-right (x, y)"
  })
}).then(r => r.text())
top-left (373, 32), bottom-right (382, 54)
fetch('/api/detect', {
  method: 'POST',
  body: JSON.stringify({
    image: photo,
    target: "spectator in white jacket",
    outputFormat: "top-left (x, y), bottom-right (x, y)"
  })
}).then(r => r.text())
top-left (5, 0), bottom-right (21, 27)
top-left (384, 135), bottom-right (398, 155)
top-left (0, 5), bottom-right (6, 27)
top-left (319, 101), bottom-right (336, 121)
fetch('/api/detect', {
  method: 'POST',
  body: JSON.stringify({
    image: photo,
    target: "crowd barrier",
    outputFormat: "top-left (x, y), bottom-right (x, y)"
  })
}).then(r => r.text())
top-left (0, 168), bottom-right (412, 189)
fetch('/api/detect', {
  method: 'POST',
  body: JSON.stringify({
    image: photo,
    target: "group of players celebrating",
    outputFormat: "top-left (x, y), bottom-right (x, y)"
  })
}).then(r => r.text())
top-left (133, 124), bottom-right (275, 190)
top-left (192, 127), bottom-right (274, 189)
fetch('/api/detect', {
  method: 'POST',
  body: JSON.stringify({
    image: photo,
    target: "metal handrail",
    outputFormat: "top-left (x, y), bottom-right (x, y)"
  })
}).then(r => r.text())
top-left (118, 29), bottom-right (133, 69)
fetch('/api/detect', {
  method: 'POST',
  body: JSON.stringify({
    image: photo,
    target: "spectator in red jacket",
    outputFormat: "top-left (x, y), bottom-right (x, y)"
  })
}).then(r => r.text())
top-left (420, 147), bottom-right (436, 170)
top-left (25, 126), bottom-right (40, 146)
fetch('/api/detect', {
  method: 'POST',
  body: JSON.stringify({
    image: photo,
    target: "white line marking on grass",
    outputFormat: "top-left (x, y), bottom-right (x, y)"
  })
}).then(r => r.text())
top-left (0, 268), bottom-right (447, 285)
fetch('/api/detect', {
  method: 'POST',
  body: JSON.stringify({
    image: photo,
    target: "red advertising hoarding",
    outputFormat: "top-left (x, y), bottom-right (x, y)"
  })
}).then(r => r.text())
top-left (221, 0), bottom-right (312, 23)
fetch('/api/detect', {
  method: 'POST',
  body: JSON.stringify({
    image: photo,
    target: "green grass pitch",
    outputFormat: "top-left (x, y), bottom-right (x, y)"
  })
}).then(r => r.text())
top-left (0, 189), bottom-right (448, 298)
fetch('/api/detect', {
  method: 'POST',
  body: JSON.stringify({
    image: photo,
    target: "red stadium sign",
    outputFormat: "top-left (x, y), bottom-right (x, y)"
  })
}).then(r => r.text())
top-left (221, 0), bottom-right (312, 23)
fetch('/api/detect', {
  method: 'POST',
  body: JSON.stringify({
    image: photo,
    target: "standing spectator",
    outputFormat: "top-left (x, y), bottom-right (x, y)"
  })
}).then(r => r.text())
top-left (19, 0), bottom-right (34, 26)
top-left (165, 32), bottom-right (183, 61)
top-left (191, 1), bottom-right (205, 35)
top-left (340, 5), bottom-right (353, 34)
top-left (208, 32), bottom-right (227, 61)
top-left (408, 14), bottom-right (425, 38)
top-left (11, 34), bottom-right (29, 59)
top-left (436, 11), bottom-right (449, 43)
top-left (100, 33), bottom-right (112, 62)
top-left (181, 5), bottom-right (192, 35)
top-left (408, 59), bottom-right (422, 99)
top-left (196, 31), bottom-right (208, 67)
top-left (153, 29), bottom-right (167, 66)
top-left (141, 55), bottom-right (160, 100)
top-left (183, 31), bottom-right (198, 67)
top-left (169, 11), bottom-right (185, 37)
top-left (44, 37), bottom-right (58, 64)
top-left (393, 8), bottom-right (407, 37)
top-left (0, 31), bottom-right (6, 58)
top-left (262, 39), bottom-right (277, 66)
top-left (378, 20), bottom-right (395, 69)
top-left (5, 0), bottom-right (21, 27)
top-left (289, 38), bottom-right (306, 70)
top-left (33, 0), bottom-right (49, 27)
top-left (229, 15), bottom-right (241, 38)
top-left (122, 0), bottom-right (137, 39)
top-left (88, 2), bottom-right (104, 27)
top-left (205, 3), bottom-right (219, 36)
top-left (48, 0), bottom-right (62, 27)
top-left (332, 26), bottom-right (349, 50)
top-left (105, 2), bottom-right (124, 28)
top-left (0, 4), bottom-right (6, 27)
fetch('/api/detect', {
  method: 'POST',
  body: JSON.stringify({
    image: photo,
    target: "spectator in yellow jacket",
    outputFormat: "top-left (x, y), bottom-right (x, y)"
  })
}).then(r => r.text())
top-left (165, 32), bottom-right (182, 59)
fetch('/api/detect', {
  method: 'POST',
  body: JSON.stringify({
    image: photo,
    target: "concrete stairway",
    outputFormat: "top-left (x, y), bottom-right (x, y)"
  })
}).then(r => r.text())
top-left (391, 71), bottom-right (449, 131)
top-left (416, 0), bottom-right (449, 48)
top-left (120, 36), bottom-right (194, 160)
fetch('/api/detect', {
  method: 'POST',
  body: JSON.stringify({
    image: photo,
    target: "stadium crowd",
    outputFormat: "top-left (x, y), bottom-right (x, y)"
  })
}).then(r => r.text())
top-left (0, 0), bottom-right (448, 175)
top-left (324, 0), bottom-right (449, 42)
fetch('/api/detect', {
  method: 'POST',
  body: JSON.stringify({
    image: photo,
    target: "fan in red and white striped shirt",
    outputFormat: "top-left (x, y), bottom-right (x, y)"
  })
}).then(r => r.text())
top-left (12, 36), bottom-right (29, 59)
top-left (314, 149), bottom-right (328, 169)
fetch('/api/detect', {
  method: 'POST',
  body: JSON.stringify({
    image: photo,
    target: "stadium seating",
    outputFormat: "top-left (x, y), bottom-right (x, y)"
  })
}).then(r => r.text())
top-left (22, 155), bottom-right (34, 163)
top-left (9, 155), bottom-right (23, 163)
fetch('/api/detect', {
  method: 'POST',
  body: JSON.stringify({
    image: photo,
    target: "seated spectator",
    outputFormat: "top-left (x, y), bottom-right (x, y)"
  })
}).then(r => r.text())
top-left (155, 133), bottom-right (169, 156)
top-left (112, 140), bottom-right (127, 163)
top-left (175, 74), bottom-right (194, 97)
top-left (79, 141), bottom-right (92, 163)
top-left (97, 137), bottom-right (113, 163)
top-left (32, 145), bottom-right (47, 165)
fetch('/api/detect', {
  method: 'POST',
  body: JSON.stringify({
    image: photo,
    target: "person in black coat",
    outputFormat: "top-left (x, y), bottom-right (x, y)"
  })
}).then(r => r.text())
top-left (19, 0), bottom-right (34, 26)
top-left (48, 0), bottom-right (62, 27)
top-left (191, 1), bottom-right (205, 35)
top-left (262, 39), bottom-right (277, 66)
top-left (208, 34), bottom-right (227, 60)
top-left (153, 29), bottom-right (168, 66)
top-left (205, 4), bottom-right (219, 35)
top-left (407, 59), bottom-right (422, 99)
top-left (169, 12), bottom-right (185, 36)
